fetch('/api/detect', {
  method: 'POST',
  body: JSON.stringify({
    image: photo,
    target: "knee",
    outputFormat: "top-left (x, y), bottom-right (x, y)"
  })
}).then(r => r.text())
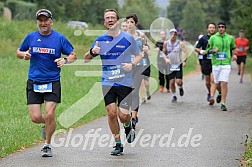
top-left (30, 116), bottom-right (41, 123)
top-left (45, 112), bottom-right (55, 121)
top-left (107, 109), bottom-right (117, 119)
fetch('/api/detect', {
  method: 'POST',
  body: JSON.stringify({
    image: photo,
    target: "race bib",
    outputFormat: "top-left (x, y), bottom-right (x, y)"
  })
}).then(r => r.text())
top-left (238, 46), bottom-right (244, 52)
top-left (159, 52), bottom-right (163, 58)
top-left (142, 58), bottom-right (147, 66)
top-left (198, 54), bottom-right (203, 60)
top-left (170, 64), bottom-right (180, 71)
top-left (33, 82), bottom-right (52, 93)
top-left (107, 65), bottom-right (125, 80)
top-left (207, 54), bottom-right (212, 59)
top-left (216, 52), bottom-right (227, 60)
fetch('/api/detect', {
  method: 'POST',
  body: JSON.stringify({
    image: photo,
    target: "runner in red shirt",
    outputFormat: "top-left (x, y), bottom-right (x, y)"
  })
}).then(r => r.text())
top-left (235, 29), bottom-right (249, 83)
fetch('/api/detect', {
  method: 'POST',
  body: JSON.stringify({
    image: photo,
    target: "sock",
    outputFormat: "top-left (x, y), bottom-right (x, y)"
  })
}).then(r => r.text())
top-left (173, 92), bottom-right (176, 97)
top-left (115, 139), bottom-right (121, 144)
top-left (44, 143), bottom-right (51, 148)
top-left (124, 121), bottom-right (130, 127)
top-left (221, 102), bottom-right (225, 105)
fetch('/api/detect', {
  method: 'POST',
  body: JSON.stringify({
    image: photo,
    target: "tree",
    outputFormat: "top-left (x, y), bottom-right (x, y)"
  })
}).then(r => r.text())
top-left (230, 0), bottom-right (252, 52)
top-left (166, 0), bottom-right (187, 28)
top-left (179, 0), bottom-right (205, 41)
top-left (119, 0), bottom-right (159, 29)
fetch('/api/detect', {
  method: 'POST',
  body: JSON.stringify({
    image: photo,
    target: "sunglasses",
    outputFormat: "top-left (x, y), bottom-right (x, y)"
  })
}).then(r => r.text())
top-left (218, 26), bottom-right (225, 28)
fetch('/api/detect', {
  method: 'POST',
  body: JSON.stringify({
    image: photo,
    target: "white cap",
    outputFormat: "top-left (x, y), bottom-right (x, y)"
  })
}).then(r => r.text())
top-left (170, 28), bottom-right (177, 33)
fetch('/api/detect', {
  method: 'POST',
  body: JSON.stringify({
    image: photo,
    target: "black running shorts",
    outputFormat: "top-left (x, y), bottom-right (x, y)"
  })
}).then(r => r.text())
top-left (236, 56), bottom-right (246, 65)
top-left (26, 79), bottom-right (61, 104)
top-left (201, 60), bottom-right (212, 75)
top-left (169, 64), bottom-right (183, 79)
top-left (102, 85), bottom-right (133, 110)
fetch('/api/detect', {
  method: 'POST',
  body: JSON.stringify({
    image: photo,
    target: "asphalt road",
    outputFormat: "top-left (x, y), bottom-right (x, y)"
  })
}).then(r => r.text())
top-left (1, 63), bottom-right (252, 167)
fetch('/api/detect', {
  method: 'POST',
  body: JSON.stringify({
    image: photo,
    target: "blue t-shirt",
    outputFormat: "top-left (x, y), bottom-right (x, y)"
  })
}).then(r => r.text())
top-left (91, 31), bottom-right (140, 87)
top-left (19, 30), bottom-right (74, 82)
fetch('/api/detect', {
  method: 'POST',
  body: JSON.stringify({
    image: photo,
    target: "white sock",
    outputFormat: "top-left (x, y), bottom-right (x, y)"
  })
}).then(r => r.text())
top-left (173, 92), bottom-right (176, 96)
top-left (44, 143), bottom-right (51, 148)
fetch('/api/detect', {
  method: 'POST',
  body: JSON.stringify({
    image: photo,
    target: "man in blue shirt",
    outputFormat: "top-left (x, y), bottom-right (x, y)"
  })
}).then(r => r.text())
top-left (84, 9), bottom-right (142, 156)
top-left (16, 9), bottom-right (77, 157)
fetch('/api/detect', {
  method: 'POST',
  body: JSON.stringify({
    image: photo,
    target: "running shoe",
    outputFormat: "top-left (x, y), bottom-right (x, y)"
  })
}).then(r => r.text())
top-left (124, 121), bottom-right (135, 143)
top-left (147, 91), bottom-right (151, 100)
top-left (172, 96), bottom-right (177, 103)
top-left (207, 93), bottom-right (211, 102)
top-left (179, 87), bottom-right (184, 96)
top-left (159, 86), bottom-right (164, 92)
top-left (111, 143), bottom-right (123, 156)
top-left (216, 93), bottom-right (221, 103)
top-left (41, 146), bottom-right (53, 157)
top-left (42, 125), bottom-right (46, 140)
top-left (209, 97), bottom-right (214, 105)
top-left (132, 118), bottom-right (137, 130)
top-left (221, 104), bottom-right (227, 111)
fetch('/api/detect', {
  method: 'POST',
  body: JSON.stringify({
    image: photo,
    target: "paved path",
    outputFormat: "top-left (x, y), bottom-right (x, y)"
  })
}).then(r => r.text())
top-left (1, 63), bottom-right (252, 167)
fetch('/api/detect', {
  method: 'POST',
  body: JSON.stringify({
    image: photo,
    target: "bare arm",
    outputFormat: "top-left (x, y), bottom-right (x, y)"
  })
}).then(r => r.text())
top-left (54, 51), bottom-right (77, 67)
top-left (84, 41), bottom-right (100, 63)
top-left (162, 41), bottom-right (169, 63)
top-left (16, 48), bottom-right (31, 60)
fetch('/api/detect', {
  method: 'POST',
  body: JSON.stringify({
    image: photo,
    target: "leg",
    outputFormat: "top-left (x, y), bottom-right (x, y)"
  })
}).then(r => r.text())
top-left (165, 74), bottom-right (170, 91)
top-left (106, 103), bottom-right (121, 141)
top-left (159, 71), bottom-right (165, 92)
top-left (28, 104), bottom-right (45, 124)
top-left (170, 78), bottom-right (176, 93)
top-left (44, 101), bottom-right (57, 144)
top-left (205, 75), bottom-right (211, 93)
top-left (220, 81), bottom-right (228, 104)
top-left (240, 62), bottom-right (245, 82)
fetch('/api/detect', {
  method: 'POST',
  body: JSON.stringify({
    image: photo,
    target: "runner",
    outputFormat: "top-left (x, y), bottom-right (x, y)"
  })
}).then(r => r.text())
top-left (155, 30), bottom-right (170, 92)
top-left (235, 29), bottom-right (249, 83)
top-left (126, 13), bottom-right (145, 130)
top-left (140, 34), bottom-right (152, 103)
top-left (207, 22), bottom-right (236, 111)
top-left (84, 9), bottom-right (142, 155)
top-left (162, 29), bottom-right (188, 103)
top-left (16, 9), bottom-right (77, 157)
top-left (195, 23), bottom-right (221, 104)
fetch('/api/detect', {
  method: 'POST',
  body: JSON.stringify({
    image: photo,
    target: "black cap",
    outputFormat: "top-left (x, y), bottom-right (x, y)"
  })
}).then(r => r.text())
top-left (36, 9), bottom-right (52, 19)
top-left (217, 21), bottom-right (226, 28)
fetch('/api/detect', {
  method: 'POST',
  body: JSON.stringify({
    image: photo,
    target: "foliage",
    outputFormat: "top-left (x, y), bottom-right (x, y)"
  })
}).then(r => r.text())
top-left (119, 0), bottom-right (159, 29)
top-left (6, 0), bottom-right (37, 20)
top-left (166, 0), bottom-right (187, 28)
top-left (230, 0), bottom-right (252, 53)
top-left (179, 0), bottom-right (205, 41)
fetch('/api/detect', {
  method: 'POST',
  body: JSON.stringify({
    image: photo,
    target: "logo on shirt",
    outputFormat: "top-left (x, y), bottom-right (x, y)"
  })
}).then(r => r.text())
top-left (33, 47), bottom-right (55, 54)
top-left (115, 45), bottom-right (125, 48)
top-left (37, 39), bottom-right (41, 42)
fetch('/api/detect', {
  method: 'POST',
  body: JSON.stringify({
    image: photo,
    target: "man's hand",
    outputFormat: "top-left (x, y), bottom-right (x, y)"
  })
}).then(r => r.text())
top-left (232, 55), bottom-right (237, 61)
top-left (54, 58), bottom-right (66, 67)
top-left (23, 48), bottom-right (31, 60)
top-left (91, 41), bottom-right (100, 55)
top-left (122, 63), bottom-right (133, 71)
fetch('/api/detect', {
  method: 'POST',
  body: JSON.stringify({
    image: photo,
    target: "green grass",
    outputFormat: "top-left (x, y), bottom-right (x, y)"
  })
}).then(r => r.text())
top-left (0, 18), bottom-right (197, 158)
top-left (241, 54), bottom-right (252, 166)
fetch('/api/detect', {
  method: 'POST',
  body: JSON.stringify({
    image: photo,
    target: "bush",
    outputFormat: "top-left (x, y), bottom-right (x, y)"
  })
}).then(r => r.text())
top-left (0, 2), bottom-right (4, 16)
top-left (6, 0), bottom-right (37, 20)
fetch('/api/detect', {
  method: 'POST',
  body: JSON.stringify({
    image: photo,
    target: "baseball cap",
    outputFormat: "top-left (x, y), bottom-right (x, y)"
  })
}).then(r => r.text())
top-left (36, 9), bottom-right (52, 19)
top-left (170, 28), bottom-right (177, 33)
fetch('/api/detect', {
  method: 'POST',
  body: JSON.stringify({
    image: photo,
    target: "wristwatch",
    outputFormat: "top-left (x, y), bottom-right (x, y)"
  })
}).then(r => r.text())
top-left (131, 63), bottom-right (136, 68)
top-left (64, 57), bottom-right (68, 64)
